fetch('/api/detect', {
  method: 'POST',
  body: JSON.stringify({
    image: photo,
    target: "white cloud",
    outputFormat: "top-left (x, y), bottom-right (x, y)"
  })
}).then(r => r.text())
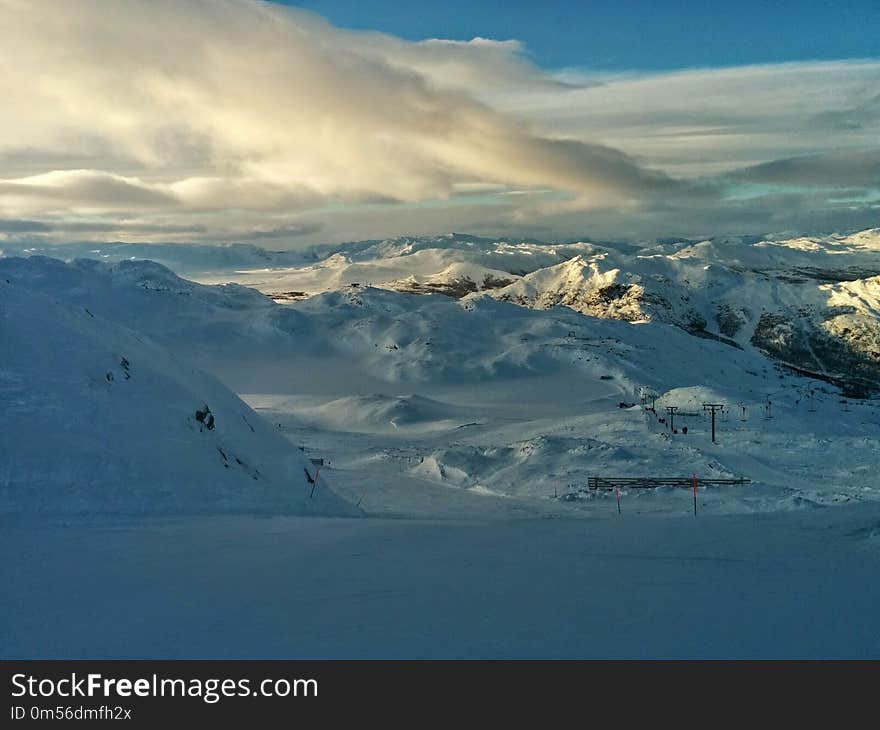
top-left (0, 0), bottom-right (877, 245)
top-left (502, 61), bottom-right (880, 177)
top-left (0, 1), bottom-right (680, 217)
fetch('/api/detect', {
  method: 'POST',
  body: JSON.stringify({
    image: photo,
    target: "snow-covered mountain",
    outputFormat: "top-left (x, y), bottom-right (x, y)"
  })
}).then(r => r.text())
top-left (478, 236), bottom-right (880, 396)
top-left (3, 253), bottom-right (879, 519)
top-left (4, 229), bottom-right (880, 397)
top-left (114, 228), bottom-right (875, 397)
top-left (0, 240), bottom-right (316, 277)
top-left (0, 276), bottom-right (354, 516)
top-left (4, 252), bottom-right (877, 661)
top-left (0, 255), bottom-right (776, 388)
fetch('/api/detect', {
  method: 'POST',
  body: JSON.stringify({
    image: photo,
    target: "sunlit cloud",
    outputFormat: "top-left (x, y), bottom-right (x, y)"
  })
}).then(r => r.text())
top-left (0, 2), bottom-right (682, 221)
top-left (0, 0), bottom-right (877, 245)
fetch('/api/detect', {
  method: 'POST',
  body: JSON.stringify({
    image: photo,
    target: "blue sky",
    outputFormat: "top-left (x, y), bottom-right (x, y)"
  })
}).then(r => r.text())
top-left (283, 0), bottom-right (880, 71)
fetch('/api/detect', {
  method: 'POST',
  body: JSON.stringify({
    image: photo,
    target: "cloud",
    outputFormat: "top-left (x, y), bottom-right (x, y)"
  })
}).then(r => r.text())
top-left (0, 0), bottom-right (683, 220)
top-left (731, 150), bottom-right (880, 188)
top-left (354, 36), bottom-right (584, 96)
top-left (809, 92), bottom-right (880, 132)
top-left (0, 170), bottom-right (177, 213)
top-left (0, 0), bottom-right (876, 245)
top-left (0, 216), bottom-right (207, 243)
top-left (501, 61), bottom-right (880, 176)
top-left (0, 219), bottom-right (52, 233)
top-left (237, 222), bottom-right (325, 240)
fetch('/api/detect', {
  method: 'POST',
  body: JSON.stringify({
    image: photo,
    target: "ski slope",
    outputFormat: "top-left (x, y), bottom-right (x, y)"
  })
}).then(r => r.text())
top-left (1, 253), bottom-right (878, 517)
top-left (2, 237), bottom-right (879, 658)
top-left (3, 505), bottom-right (878, 658)
top-left (0, 277), bottom-right (353, 516)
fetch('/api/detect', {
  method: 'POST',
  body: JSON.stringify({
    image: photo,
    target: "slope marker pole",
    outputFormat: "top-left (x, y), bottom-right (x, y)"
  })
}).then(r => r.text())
top-left (615, 486), bottom-right (621, 515)
top-left (692, 473), bottom-right (698, 516)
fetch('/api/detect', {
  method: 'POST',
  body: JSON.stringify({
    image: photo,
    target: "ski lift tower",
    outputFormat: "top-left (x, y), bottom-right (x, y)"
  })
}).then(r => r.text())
top-left (702, 403), bottom-right (724, 444)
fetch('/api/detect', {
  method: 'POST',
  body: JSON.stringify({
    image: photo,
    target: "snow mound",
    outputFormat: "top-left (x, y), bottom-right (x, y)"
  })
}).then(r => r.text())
top-left (0, 280), bottom-right (355, 516)
top-left (288, 394), bottom-right (466, 433)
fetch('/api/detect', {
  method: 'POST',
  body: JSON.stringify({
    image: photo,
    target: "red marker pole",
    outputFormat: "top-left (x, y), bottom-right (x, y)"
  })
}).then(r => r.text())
top-left (615, 486), bottom-right (621, 515)
top-left (692, 473), bottom-right (698, 515)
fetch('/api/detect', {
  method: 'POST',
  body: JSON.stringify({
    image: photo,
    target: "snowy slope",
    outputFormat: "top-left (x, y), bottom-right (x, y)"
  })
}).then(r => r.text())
top-left (3, 238), bottom-right (879, 661)
top-left (193, 244), bottom-right (548, 298)
top-left (488, 255), bottom-right (648, 322)
top-left (3, 254), bottom-right (879, 518)
top-left (261, 393), bottom-right (467, 434)
top-left (0, 255), bottom-right (289, 364)
top-left (8, 230), bottom-right (878, 395)
top-left (0, 279), bottom-right (354, 516)
top-left (4, 505), bottom-right (880, 658)
top-left (285, 231), bottom-right (880, 394)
